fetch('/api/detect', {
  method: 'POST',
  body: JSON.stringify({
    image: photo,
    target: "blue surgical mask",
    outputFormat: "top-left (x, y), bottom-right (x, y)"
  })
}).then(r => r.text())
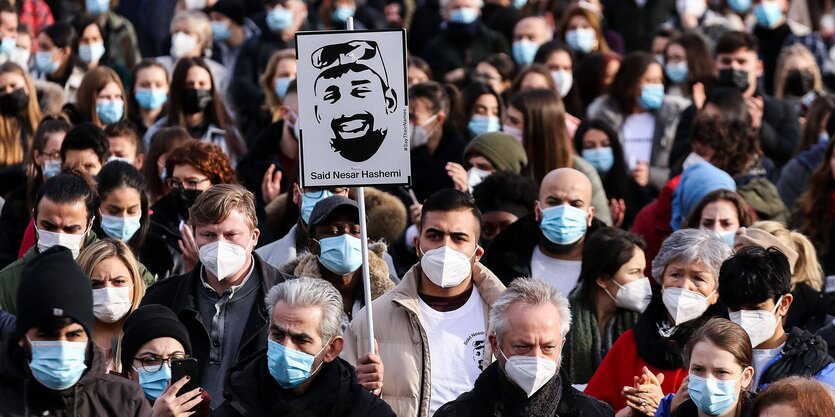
top-left (317, 234), bottom-right (363, 275)
top-left (719, 229), bottom-right (737, 247)
top-left (86, 0), bottom-right (110, 16)
top-left (43, 160), bottom-right (61, 179)
top-left (539, 204), bottom-right (588, 245)
top-left (512, 39), bottom-right (539, 66)
top-left (665, 61), bottom-right (688, 84)
top-left (300, 190), bottom-right (334, 224)
top-left (211, 21), bottom-right (231, 42)
top-left (565, 28), bottom-right (596, 53)
top-left (688, 373), bottom-right (743, 416)
top-left (36, 51), bottom-right (59, 75)
top-left (639, 84), bottom-right (665, 110)
top-left (512, 0), bottom-right (526, 8)
top-left (449, 8), bottom-right (479, 24)
top-left (137, 363), bottom-right (171, 401)
top-left (135, 88), bottom-right (168, 110)
top-left (331, 6), bottom-right (356, 23)
top-left (468, 115), bottom-right (501, 137)
top-left (266, 6), bottom-right (294, 32)
top-left (96, 99), bottom-right (124, 125)
top-left (728, 0), bottom-right (751, 13)
top-left (274, 77), bottom-right (293, 100)
top-left (754, 1), bottom-right (782, 28)
top-left (267, 338), bottom-right (328, 389)
top-left (159, 167), bottom-right (167, 183)
top-left (582, 147), bottom-right (615, 174)
top-left (79, 42), bottom-right (105, 64)
top-left (101, 213), bottom-right (142, 242)
top-left (0, 37), bottom-right (16, 55)
top-left (28, 339), bottom-right (88, 390)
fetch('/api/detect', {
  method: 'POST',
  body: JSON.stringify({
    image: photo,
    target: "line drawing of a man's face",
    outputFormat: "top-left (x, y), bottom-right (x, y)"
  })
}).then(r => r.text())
top-left (312, 41), bottom-right (398, 162)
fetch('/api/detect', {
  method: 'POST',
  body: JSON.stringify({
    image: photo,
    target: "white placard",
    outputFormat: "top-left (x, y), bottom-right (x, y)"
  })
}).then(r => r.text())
top-left (295, 29), bottom-right (410, 187)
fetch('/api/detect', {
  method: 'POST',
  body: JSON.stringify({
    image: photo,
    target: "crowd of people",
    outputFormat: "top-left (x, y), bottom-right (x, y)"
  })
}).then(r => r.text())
top-left (4, 0), bottom-right (835, 416)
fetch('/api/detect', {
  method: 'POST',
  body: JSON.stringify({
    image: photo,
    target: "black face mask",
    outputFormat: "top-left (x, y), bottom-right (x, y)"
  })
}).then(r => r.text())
top-left (182, 88), bottom-right (212, 114)
top-left (0, 88), bottom-right (29, 116)
top-left (171, 188), bottom-right (203, 218)
top-left (716, 68), bottom-right (751, 93)
top-left (784, 70), bottom-right (814, 97)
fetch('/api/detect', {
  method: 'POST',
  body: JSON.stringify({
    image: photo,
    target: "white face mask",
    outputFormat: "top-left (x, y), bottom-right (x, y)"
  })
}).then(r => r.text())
top-left (729, 295), bottom-right (783, 347)
top-left (92, 287), bottom-right (133, 323)
top-left (199, 238), bottom-right (252, 281)
top-left (605, 277), bottom-right (653, 313)
top-left (662, 287), bottom-right (713, 324)
top-left (676, 0), bottom-right (706, 17)
top-left (419, 245), bottom-right (476, 288)
top-left (499, 348), bottom-right (558, 397)
top-left (467, 167), bottom-right (491, 190)
top-left (551, 70), bottom-right (573, 98)
top-left (410, 114), bottom-right (438, 149)
top-left (170, 32), bottom-right (198, 59)
top-left (36, 227), bottom-right (88, 259)
top-left (184, 0), bottom-right (207, 10)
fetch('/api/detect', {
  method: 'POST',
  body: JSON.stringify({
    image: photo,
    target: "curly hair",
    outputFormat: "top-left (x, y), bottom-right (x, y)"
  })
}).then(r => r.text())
top-left (165, 141), bottom-right (236, 185)
top-left (793, 138), bottom-right (835, 257)
top-left (690, 110), bottom-right (760, 178)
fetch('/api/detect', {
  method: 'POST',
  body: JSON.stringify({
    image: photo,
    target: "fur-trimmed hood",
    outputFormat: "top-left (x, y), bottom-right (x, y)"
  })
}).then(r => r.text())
top-left (280, 241), bottom-right (394, 300)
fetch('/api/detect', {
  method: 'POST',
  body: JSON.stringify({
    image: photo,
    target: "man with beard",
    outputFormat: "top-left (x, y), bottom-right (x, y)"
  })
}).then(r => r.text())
top-left (482, 168), bottom-right (602, 291)
top-left (434, 278), bottom-right (613, 417)
top-left (312, 40), bottom-right (398, 162)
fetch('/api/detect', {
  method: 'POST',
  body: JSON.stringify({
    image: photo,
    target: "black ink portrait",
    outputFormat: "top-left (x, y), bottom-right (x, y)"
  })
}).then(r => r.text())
top-left (312, 40), bottom-right (398, 162)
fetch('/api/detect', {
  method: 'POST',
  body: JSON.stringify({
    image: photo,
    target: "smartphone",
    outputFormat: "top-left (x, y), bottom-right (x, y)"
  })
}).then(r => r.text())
top-left (171, 358), bottom-right (199, 396)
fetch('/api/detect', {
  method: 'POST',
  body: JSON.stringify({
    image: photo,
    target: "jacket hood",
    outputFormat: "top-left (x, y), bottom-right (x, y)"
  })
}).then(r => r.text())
top-left (280, 241), bottom-right (394, 300)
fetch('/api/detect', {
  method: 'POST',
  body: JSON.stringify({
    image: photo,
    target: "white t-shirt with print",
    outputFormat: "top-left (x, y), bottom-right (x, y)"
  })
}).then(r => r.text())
top-left (531, 246), bottom-right (582, 296)
top-left (419, 286), bottom-right (488, 416)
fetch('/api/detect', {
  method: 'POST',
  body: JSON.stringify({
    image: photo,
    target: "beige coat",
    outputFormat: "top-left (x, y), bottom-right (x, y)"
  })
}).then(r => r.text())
top-left (341, 263), bottom-right (506, 417)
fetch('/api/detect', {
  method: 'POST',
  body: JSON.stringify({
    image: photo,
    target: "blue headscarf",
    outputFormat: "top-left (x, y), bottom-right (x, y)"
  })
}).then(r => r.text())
top-left (670, 162), bottom-right (736, 231)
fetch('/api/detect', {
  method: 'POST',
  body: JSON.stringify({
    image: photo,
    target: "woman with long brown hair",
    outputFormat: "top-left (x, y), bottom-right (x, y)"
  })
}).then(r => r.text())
top-left (0, 61), bottom-right (40, 169)
top-left (143, 57), bottom-right (245, 166)
top-left (793, 137), bottom-right (835, 279)
top-left (505, 88), bottom-right (612, 224)
top-left (559, 4), bottom-right (609, 57)
top-left (71, 65), bottom-right (128, 128)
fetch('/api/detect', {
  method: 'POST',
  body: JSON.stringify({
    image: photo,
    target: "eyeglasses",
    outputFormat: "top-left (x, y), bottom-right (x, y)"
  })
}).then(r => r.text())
top-left (42, 151), bottom-right (61, 161)
top-left (133, 353), bottom-right (187, 373)
top-left (167, 177), bottom-right (211, 190)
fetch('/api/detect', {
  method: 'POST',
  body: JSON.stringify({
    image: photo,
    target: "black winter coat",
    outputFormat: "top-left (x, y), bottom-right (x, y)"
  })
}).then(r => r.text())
top-left (435, 363), bottom-right (613, 417)
top-left (0, 340), bottom-right (151, 416)
top-left (140, 253), bottom-right (292, 392)
top-left (211, 354), bottom-right (395, 417)
top-left (481, 214), bottom-right (604, 286)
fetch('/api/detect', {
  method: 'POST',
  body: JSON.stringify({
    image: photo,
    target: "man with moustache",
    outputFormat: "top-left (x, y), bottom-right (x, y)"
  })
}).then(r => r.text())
top-left (482, 168), bottom-right (602, 293)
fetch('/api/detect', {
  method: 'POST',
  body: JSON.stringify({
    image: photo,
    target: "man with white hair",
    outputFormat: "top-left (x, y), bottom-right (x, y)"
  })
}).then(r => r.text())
top-left (435, 278), bottom-right (614, 416)
top-left (511, 17), bottom-right (553, 66)
top-left (212, 277), bottom-right (395, 417)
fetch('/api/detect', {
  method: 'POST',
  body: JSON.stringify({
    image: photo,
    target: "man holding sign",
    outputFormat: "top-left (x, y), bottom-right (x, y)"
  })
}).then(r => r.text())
top-left (341, 189), bottom-right (506, 417)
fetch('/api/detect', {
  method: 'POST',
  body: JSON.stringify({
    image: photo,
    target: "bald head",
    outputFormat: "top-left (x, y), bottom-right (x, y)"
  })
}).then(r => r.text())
top-left (538, 168), bottom-right (593, 211)
top-left (513, 17), bottom-right (553, 44)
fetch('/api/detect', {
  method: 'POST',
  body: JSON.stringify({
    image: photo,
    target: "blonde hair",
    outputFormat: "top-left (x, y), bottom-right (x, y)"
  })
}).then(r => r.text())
top-left (0, 62), bottom-right (41, 166)
top-left (774, 44), bottom-right (822, 100)
top-left (76, 238), bottom-right (147, 371)
top-left (259, 49), bottom-right (296, 120)
top-left (171, 10), bottom-right (212, 52)
top-left (189, 183), bottom-right (258, 231)
top-left (751, 221), bottom-right (824, 291)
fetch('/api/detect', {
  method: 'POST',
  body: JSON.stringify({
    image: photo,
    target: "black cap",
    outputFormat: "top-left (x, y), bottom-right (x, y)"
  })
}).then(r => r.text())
top-left (308, 195), bottom-right (360, 230)
top-left (16, 246), bottom-right (94, 340)
top-left (210, 0), bottom-right (246, 25)
top-left (120, 305), bottom-right (192, 370)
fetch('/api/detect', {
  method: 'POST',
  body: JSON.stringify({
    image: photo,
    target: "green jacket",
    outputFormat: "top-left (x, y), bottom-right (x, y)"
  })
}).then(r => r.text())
top-left (104, 12), bottom-right (142, 71)
top-left (0, 233), bottom-right (155, 314)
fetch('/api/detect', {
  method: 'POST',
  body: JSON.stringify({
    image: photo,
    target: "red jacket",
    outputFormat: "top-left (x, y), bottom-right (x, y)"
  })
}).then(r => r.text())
top-left (584, 329), bottom-right (688, 411)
